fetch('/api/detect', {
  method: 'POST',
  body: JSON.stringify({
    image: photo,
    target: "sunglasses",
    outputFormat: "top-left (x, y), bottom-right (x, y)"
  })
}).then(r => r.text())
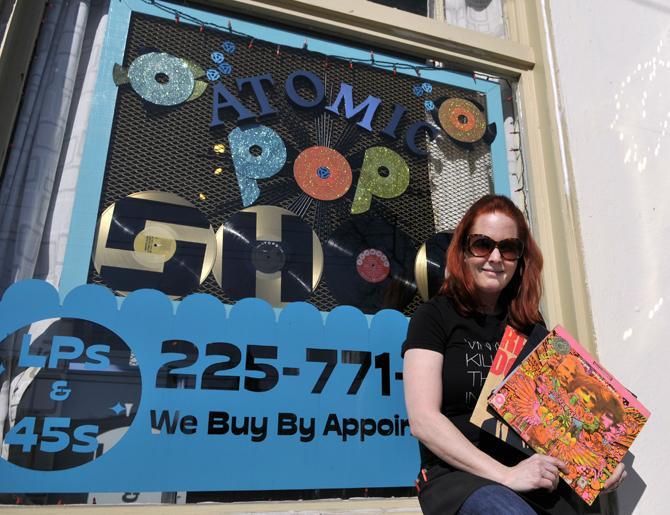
top-left (466, 234), bottom-right (524, 261)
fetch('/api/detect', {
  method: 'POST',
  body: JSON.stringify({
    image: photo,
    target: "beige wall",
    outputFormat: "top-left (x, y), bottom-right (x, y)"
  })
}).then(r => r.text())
top-left (545, 0), bottom-right (669, 512)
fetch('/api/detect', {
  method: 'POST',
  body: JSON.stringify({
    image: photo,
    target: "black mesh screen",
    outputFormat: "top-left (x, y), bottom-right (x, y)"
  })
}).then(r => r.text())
top-left (88, 10), bottom-right (493, 315)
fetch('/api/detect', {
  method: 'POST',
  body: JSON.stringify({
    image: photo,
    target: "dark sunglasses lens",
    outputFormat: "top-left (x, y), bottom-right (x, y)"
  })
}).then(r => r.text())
top-left (469, 236), bottom-right (496, 256)
top-left (498, 239), bottom-right (523, 259)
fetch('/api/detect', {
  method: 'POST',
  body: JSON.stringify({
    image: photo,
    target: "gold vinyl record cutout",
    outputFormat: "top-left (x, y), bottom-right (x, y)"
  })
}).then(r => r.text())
top-left (93, 191), bottom-right (216, 298)
top-left (414, 244), bottom-right (430, 302)
top-left (415, 232), bottom-right (453, 301)
top-left (214, 206), bottom-right (323, 308)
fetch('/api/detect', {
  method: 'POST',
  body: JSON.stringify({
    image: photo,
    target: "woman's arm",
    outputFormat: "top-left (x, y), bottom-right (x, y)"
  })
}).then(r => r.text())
top-left (403, 348), bottom-right (566, 492)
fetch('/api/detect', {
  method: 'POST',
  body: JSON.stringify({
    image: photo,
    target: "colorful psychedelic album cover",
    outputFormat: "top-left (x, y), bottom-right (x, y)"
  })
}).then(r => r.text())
top-left (488, 326), bottom-right (650, 505)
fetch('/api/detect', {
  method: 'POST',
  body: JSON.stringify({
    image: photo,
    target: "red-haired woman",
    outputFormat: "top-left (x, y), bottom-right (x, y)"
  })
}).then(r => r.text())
top-left (402, 195), bottom-right (626, 514)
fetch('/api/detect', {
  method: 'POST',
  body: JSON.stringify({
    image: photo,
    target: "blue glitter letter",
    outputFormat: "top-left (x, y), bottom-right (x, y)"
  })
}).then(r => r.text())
top-left (325, 83), bottom-right (381, 132)
top-left (228, 125), bottom-right (287, 207)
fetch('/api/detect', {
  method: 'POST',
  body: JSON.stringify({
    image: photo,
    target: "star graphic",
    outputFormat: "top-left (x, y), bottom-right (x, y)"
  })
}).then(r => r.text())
top-left (109, 402), bottom-right (124, 415)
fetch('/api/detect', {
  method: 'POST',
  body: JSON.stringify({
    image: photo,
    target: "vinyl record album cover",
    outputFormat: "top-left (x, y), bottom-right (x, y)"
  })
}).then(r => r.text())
top-left (488, 326), bottom-right (650, 505)
top-left (469, 324), bottom-right (546, 454)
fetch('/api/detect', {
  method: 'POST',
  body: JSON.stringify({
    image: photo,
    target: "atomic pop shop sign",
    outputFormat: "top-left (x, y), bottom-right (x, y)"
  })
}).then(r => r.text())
top-left (65, 0), bottom-right (504, 319)
top-left (0, 280), bottom-right (416, 492)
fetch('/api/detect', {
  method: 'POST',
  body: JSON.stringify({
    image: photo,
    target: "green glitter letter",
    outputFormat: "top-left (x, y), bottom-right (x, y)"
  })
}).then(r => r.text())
top-left (351, 147), bottom-right (409, 214)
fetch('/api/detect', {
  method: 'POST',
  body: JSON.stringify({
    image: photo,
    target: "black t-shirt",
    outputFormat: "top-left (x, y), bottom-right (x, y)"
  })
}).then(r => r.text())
top-left (402, 295), bottom-right (518, 467)
top-left (401, 295), bottom-right (583, 515)
top-left (403, 295), bottom-right (506, 415)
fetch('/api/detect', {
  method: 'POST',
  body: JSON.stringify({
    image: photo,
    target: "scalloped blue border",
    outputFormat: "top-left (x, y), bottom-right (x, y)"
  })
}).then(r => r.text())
top-left (0, 280), bottom-right (415, 492)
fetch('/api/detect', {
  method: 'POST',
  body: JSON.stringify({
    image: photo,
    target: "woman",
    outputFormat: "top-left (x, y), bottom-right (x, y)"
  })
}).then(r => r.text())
top-left (402, 195), bottom-right (625, 514)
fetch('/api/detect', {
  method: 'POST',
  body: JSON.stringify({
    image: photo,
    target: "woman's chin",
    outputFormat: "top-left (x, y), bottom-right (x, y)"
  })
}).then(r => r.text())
top-left (474, 278), bottom-right (507, 295)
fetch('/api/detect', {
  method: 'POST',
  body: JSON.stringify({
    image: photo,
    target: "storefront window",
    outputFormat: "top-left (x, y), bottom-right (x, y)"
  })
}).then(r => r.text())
top-left (0, 0), bottom-right (571, 509)
top-left (368, 0), bottom-right (508, 38)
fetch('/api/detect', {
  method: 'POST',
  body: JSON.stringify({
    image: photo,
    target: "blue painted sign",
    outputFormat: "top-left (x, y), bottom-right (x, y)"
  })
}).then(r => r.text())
top-left (0, 280), bottom-right (416, 492)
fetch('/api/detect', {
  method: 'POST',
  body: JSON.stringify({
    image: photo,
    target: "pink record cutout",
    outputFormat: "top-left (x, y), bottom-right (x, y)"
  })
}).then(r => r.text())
top-left (356, 248), bottom-right (391, 283)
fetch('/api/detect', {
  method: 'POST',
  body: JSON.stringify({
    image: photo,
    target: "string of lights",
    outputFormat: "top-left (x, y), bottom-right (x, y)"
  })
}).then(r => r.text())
top-left (135, 0), bottom-right (501, 83)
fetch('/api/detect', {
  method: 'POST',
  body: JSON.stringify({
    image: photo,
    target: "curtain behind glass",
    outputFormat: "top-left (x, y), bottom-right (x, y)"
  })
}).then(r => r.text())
top-left (0, 0), bottom-right (109, 296)
top-left (0, 0), bottom-right (109, 456)
top-left (431, 0), bottom-right (506, 38)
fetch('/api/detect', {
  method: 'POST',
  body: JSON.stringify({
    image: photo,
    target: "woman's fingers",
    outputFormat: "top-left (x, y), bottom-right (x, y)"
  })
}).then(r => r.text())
top-left (538, 477), bottom-right (554, 490)
top-left (540, 469), bottom-right (556, 489)
top-left (603, 463), bottom-right (626, 491)
top-left (539, 462), bottom-right (559, 491)
top-left (545, 456), bottom-right (568, 473)
top-left (545, 464), bottom-right (559, 477)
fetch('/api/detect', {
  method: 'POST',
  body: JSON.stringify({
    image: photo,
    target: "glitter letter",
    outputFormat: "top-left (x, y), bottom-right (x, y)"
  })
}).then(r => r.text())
top-left (351, 147), bottom-right (409, 214)
top-left (228, 124), bottom-right (287, 207)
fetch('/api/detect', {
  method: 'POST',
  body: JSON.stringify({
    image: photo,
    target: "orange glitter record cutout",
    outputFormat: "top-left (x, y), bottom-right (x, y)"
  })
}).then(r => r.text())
top-left (438, 98), bottom-right (487, 143)
top-left (449, 107), bottom-right (476, 131)
top-left (293, 146), bottom-right (353, 201)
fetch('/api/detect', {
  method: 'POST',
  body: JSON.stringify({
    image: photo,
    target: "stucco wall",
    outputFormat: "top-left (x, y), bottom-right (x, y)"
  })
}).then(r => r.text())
top-left (545, 0), bottom-right (669, 513)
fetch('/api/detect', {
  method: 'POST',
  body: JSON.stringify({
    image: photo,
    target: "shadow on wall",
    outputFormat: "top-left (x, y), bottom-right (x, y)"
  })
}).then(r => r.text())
top-left (605, 453), bottom-right (647, 515)
top-left (626, 0), bottom-right (670, 15)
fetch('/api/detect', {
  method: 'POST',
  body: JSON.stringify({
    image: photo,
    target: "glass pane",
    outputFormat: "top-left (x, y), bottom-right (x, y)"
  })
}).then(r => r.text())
top-left (432, 0), bottom-right (507, 39)
top-left (368, 0), bottom-right (428, 17)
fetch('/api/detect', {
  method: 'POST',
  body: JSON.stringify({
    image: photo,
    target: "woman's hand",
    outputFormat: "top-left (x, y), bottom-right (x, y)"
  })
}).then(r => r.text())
top-left (602, 463), bottom-right (627, 493)
top-left (501, 454), bottom-right (568, 492)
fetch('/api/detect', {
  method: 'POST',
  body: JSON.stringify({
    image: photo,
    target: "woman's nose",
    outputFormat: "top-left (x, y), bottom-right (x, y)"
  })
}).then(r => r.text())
top-left (487, 247), bottom-right (503, 262)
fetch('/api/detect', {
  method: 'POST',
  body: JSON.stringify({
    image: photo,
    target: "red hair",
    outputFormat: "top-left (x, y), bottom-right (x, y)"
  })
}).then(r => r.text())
top-left (439, 194), bottom-right (543, 329)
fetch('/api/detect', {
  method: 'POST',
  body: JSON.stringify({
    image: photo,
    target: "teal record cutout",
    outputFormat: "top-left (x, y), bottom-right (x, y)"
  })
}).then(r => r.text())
top-left (127, 52), bottom-right (195, 106)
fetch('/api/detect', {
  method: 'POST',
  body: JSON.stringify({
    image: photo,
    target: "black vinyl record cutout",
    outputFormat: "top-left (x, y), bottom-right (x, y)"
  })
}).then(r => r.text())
top-left (415, 231), bottom-right (454, 301)
top-left (324, 215), bottom-right (417, 314)
top-left (214, 206), bottom-right (323, 307)
top-left (93, 191), bottom-right (216, 298)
